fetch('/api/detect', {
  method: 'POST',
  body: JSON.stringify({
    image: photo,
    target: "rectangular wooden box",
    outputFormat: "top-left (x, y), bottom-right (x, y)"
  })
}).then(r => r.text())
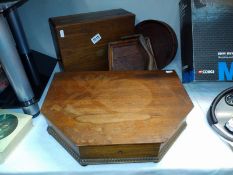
top-left (42, 71), bottom-right (193, 166)
top-left (49, 9), bottom-right (135, 71)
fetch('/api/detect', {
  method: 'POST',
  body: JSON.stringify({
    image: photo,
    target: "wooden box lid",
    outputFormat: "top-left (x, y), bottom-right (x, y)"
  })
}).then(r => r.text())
top-left (49, 9), bottom-right (135, 27)
top-left (42, 71), bottom-right (193, 165)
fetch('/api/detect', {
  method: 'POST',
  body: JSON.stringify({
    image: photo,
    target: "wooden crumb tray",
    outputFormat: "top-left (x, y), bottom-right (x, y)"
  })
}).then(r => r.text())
top-left (108, 38), bottom-right (148, 71)
top-left (42, 71), bottom-right (193, 166)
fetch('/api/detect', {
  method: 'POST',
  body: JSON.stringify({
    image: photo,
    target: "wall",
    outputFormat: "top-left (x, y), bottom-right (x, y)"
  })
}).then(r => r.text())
top-left (18, 0), bottom-right (182, 75)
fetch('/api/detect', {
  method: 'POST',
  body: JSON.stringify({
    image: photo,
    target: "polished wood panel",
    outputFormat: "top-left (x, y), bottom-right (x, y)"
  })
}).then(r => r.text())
top-left (42, 71), bottom-right (193, 165)
top-left (50, 9), bottom-right (135, 71)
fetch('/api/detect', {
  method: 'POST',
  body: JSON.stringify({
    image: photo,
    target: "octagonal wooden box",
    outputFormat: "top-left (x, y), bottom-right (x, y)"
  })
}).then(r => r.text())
top-left (42, 71), bottom-right (193, 166)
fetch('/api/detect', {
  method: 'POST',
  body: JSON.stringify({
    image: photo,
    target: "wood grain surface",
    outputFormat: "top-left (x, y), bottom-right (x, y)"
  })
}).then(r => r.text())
top-left (49, 9), bottom-right (135, 71)
top-left (42, 71), bottom-right (193, 148)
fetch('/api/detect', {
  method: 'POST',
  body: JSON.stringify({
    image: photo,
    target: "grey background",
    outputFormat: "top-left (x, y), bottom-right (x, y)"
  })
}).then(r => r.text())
top-left (17, 0), bottom-right (182, 75)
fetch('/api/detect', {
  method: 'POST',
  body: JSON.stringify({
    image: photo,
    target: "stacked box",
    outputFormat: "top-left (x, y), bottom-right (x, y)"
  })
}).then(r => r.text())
top-left (49, 9), bottom-right (135, 71)
top-left (179, 0), bottom-right (233, 82)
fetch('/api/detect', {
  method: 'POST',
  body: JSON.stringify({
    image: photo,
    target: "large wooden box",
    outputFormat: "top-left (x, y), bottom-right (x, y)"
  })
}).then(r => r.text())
top-left (49, 9), bottom-right (135, 71)
top-left (42, 71), bottom-right (193, 166)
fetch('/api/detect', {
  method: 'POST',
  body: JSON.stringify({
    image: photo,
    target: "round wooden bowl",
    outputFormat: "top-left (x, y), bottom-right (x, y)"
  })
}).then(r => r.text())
top-left (136, 20), bottom-right (178, 69)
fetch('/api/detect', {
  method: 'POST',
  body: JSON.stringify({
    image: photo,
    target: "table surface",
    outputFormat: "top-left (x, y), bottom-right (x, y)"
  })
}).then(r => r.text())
top-left (0, 63), bottom-right (233, 175)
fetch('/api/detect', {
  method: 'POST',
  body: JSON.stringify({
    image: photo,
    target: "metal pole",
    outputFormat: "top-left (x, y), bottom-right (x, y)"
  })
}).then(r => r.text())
top-left (0, 14), bottom-right (39, 117)
top-left (5, 9), bottom-right (41, 86)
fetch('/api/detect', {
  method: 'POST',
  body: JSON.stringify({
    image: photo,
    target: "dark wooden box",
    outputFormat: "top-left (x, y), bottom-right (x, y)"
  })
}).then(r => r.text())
top-left (42, 71), bottom-right (193, 166)
top-left (49, 9), bottom-right (135, 71)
